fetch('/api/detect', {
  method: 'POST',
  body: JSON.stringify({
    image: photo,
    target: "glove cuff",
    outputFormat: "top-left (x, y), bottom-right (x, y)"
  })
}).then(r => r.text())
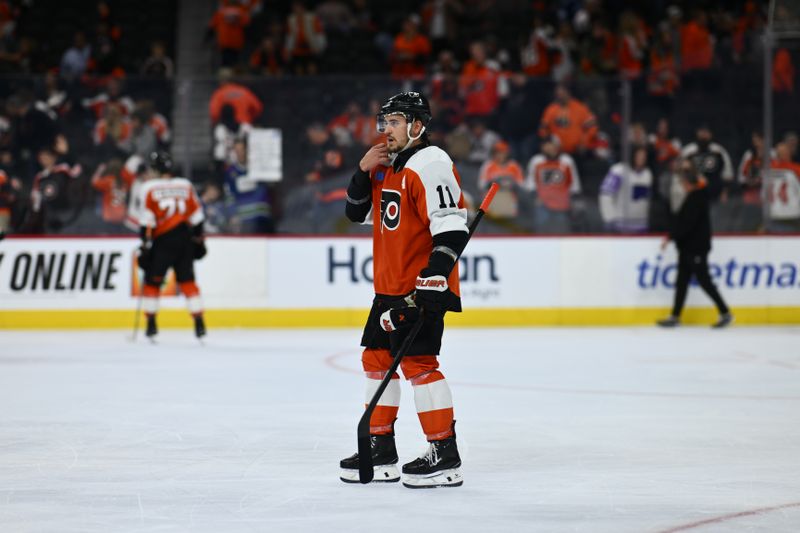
top-left (416, 274), bottom-right (448, 292)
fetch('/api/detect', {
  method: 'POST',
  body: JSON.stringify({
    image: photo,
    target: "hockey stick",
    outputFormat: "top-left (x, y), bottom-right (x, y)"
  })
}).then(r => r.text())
top-left (130, 256), bottom-right (144, 342)
top-left (357, 182), bottom-right (499, 483)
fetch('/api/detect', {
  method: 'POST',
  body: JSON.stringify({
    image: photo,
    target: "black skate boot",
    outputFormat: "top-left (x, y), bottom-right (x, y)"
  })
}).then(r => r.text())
top-left (656, 316), bottom-right (680, 328)
top-left (402, 421), bottom-right (463, 488)
top-left (194, 315), bottom-right (206, 338)
top-left (340, 427), bottom-right (400, 483)
top-left (711, 312), bottom-right (734, 329)
top-left (145, 314), bottom-right (158, 339)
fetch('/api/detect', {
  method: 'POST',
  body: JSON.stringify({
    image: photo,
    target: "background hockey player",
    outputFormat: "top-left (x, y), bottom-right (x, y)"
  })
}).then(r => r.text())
top-left (137, 151), bottom-right (208, 339)
top-left (340, 92), bottom-right (467, 488)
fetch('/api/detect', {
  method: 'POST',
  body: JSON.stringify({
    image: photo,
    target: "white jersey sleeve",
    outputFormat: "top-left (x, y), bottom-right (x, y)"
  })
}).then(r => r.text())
top-left (407, 146), bottom-right (468, 236)
top-left (561, 154), bottom-right (581, 194)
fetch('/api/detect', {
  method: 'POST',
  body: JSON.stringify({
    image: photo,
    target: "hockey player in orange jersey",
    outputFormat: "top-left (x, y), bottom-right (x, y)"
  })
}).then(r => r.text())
top-left (137, 151), bottom-right (208, 340)
top-left (339, 92), bottom-right (468, 488)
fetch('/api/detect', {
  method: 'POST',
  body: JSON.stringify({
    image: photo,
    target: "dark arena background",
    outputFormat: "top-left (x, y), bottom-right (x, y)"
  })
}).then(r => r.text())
top-left (0, 0), bottom-right (799, 531)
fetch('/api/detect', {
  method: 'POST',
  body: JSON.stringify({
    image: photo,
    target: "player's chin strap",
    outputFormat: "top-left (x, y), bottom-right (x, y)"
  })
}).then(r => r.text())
top-left (400, 123), bottom-right (426, 152)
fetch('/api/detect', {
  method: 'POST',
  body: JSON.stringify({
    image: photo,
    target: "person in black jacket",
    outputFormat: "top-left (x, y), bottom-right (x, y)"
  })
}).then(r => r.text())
top-left (657, 158), bottom-right (733, 328)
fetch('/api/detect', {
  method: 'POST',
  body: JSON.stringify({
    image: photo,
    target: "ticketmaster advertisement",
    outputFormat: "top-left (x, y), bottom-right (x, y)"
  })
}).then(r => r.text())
top-left (0, 236), bottom-right (798, 326)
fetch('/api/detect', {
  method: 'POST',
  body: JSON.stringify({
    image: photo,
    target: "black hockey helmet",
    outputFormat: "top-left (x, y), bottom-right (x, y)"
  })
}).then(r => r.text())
top-left (376, 91), bottom-right (432, 133)
top-left (149, 151), bottom-right (173, 174)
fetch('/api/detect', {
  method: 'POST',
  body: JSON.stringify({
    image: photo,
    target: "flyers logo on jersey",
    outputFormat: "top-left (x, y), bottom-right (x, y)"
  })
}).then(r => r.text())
top-left (380, 189), bottom-right (402, 231)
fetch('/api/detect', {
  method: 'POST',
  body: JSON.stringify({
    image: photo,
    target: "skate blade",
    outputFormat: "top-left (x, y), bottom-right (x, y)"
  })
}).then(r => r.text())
top-left (340, 464), bottom-right (400, 483)
top-left (402, 468), bottom-right (463, 488)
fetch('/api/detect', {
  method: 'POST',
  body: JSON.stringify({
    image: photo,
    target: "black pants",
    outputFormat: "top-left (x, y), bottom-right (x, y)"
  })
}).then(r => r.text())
top-left (671, 251), bottom-right (729, 317)
top-left (360, 296), bottom-right (445, 357)
top-left (144, 225), bottom-right (196, 286)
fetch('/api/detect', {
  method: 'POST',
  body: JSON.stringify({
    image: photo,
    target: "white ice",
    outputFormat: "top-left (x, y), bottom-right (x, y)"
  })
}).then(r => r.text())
top-left (1, 326), bottom-right (799, 533)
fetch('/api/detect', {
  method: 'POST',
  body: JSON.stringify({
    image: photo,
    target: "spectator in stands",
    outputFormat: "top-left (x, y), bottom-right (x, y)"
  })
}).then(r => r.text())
top-left (772, 48), bottom-right (794, 94)
top-left (767, 142), bottom-right (800, 233)
top-left (209, 69), bottom-right (264, 125)
top-left (120, 110), bottom-right (157, 157)
top-left (680, 9), bottom-right (715, 91)
top-left (141, 41), bottom-right (174, 78)
top-left (520, 16), bottom-right (554, 78)
top-left (315, 0), bottom-right (356, 35)
top-left (390, 14), bottom-right (431, 80)
top-left (5, 91), bottom-right (61, 173)
top-left (82, 77), bottom-right (134, 119)
top-left (462, 117), bottom-right (501, 164)
top-left (25, 146), bottom-right (84, 234)
top-left (459, 40), bottom-right (504, 124)
top-left (550, 20), bottom-right (576, 83)
top-left (207, 0), bottom-right (251, 68)
top-left (649, 118), bottom-right (681, 175)
top-left (578, 19), bottom-right (616, 76)
top-left (538, 84), bottom-right (598, 156)
top-left (212, 104), bottom-right (251, 177)
top-left (0, 166), bottom-right (19, 232)
top-left (224, 138), bottom-right (273, 234)
top-left (680, 125), bottom-right (734, 203)
top-left (783, 131), bottom-right (799, 163)
top-left (647, 22), bottom-right (680, 117)
top-left (90, 159), bottom-right (129, 232)
top-left (92, 104), bottom-right (131, 152)
top-left (681, 10), bottom-right (714, 73)
top-left (60, 31), bottom-right (91, 82)
top-left (428, 50), bottom-right (464, 132)
top-left (249, 36), bottom-right (284, 76)
top-left (0, 0), bottom-right (18, 39)
top-left (92, 20), bottom-right (119, 75)
top-left (327, 101), bottom-right (371, 147)
top-left (737, 130), bottom-right (769, 231)
top-left (526, 137), bottom-right (581, 234)
top-left (302, 121), bottom-right (343, 182)
top-left (284, 1), bottom-right (327, 75)
top-left (617, 11), bottom-right (645, 81)
top-left (477, 140), bottom-right (526, 219)
top-left (137, 101), bottom-right (171, 147)
top-left (0, 35), bottom-right (33, 74)
top-left (421, 0), bottom-right (462, 55)
top-left (36, 71), bottom-right (70, 118)
top-left (599, 146), bottom-right (652, 233)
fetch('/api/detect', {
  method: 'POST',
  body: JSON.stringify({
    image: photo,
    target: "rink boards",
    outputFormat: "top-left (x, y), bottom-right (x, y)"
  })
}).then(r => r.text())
top-left (0, 235), bottom-right (798, 328)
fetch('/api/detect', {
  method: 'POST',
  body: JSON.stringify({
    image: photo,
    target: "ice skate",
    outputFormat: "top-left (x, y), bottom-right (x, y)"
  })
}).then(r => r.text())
top-left (402, 423), bottom-right (463, 488)
top-left (194, 315), bottom-right (206, 339)
top-left (711, 313), bottom-right (733, 329)
top-left (656, 316), bottom-right (680, 328)
top-left (145, 314), bottom-right (158, 339)
top-left (340, 432), bottom-right (400, 483)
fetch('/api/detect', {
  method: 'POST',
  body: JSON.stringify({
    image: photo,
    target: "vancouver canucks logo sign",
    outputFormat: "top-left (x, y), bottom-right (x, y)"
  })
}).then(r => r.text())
top-left (380, 189), bottom-right (401, 231)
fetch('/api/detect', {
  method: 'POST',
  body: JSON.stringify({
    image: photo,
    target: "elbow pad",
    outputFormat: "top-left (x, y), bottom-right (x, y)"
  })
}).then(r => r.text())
top-left (345, 168), bottom-right (372, 222)
top-left (427, 230), bottom-right (469, 275)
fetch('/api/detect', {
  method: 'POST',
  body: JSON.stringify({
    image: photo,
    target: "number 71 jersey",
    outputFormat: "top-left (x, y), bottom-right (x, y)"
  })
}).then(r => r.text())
top-left (369, 145), bottom-right (468, 297)
top-left (140, 177), bottom-right (205, 237)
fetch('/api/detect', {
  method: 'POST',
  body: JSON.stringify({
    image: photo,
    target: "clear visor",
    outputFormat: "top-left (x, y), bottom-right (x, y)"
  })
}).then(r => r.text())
top-left (376, 113), bottom-right (408, 134)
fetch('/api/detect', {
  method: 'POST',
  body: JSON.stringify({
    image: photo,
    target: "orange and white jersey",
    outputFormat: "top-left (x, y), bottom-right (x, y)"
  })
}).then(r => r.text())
top-left (477, 159), bottom-right (526, 190)
top-left (366, 145), bottom-right (468, 298)
top-left (768, 161), bottom-right (800, 220)
top-left (140, 177), bottom-right (205, 237)
top-left (526, 153), bottom-right (580, 211)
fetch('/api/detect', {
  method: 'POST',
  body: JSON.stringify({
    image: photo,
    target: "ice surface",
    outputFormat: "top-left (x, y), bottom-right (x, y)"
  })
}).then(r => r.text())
top-left (1, 326), bottom-right (799, 532)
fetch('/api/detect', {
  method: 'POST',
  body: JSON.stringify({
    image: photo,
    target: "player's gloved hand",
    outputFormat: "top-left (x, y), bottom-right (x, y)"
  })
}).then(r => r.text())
top-left (193, 238), bottom-right (207, 260)
top-left (414, 267), bottom-right (449, 314)
top-left (379, 306), bottom-right (421, 332)
top-left (137, 241), bottom-right (152, 270)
